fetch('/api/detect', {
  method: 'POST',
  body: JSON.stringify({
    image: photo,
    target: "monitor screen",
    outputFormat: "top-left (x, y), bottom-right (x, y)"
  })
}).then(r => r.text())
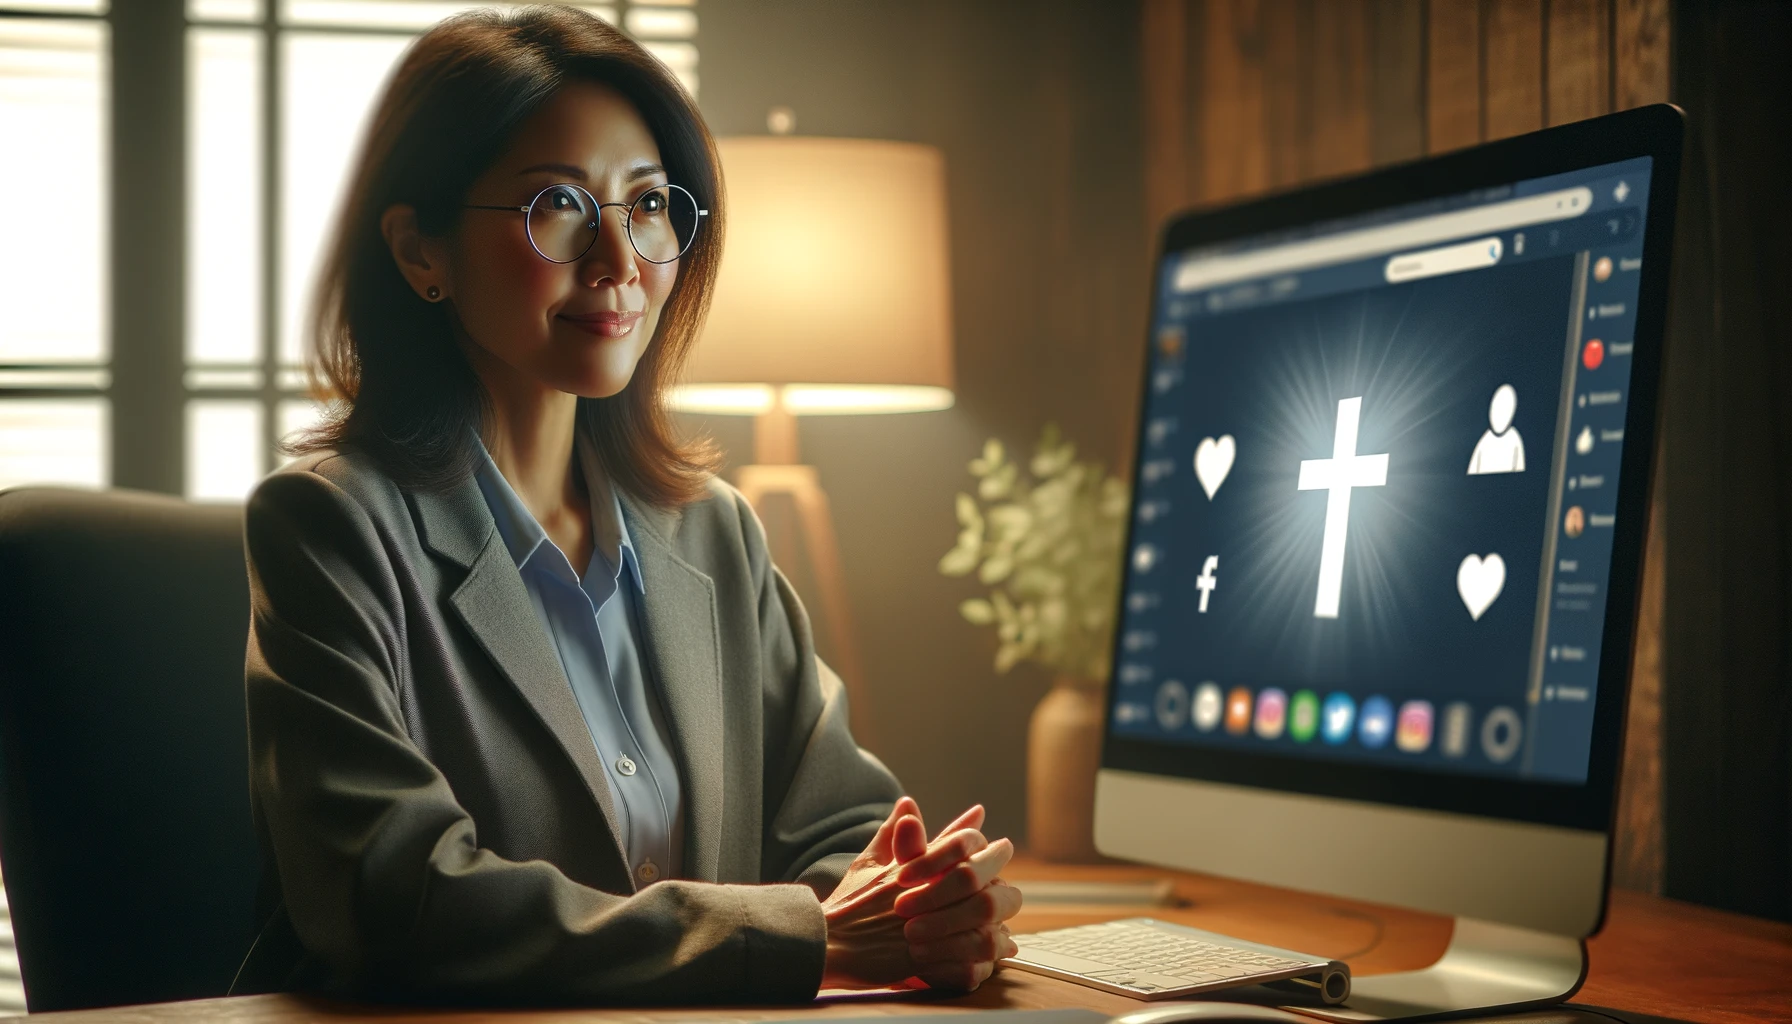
top-left (1110, 156), bottom-right (1654, 788)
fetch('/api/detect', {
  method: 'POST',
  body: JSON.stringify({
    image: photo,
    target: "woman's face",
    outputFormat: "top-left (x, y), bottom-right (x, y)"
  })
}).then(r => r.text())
top-left (439, 81), bottom-right (679, 399)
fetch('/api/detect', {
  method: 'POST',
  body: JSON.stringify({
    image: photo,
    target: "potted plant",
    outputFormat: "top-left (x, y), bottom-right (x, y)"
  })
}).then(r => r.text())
top-left (939, 424), bottom-right (1129, 861)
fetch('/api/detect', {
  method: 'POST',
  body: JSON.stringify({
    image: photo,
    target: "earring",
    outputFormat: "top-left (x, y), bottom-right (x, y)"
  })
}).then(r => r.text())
top-left (425, 285), bottom-right (442, 301)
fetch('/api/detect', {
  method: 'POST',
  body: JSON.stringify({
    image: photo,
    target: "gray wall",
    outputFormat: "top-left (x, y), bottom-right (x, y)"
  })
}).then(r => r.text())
top-left (687, 0), bottom-right (1147, 843)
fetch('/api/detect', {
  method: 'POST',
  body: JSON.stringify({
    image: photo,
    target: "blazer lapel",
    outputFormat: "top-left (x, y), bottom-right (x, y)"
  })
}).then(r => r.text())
top-left (620, 494), bottom-right (726, 883)
top-left (410, 478), bottom-right (629, 873)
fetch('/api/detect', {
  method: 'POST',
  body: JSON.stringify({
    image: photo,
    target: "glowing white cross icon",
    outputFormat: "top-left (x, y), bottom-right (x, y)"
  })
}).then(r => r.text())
top-left (1297, 396), bottom-right (1389, 619)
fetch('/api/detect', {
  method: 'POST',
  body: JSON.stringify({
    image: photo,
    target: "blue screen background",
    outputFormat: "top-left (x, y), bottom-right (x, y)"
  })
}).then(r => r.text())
top-left (1111, 157), bottom-right (1652, 783)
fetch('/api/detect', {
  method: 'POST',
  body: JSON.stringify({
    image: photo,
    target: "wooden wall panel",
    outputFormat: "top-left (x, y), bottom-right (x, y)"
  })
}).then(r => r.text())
top-left (1615, 468), bottom-right (1666, 893)
top-left (1181, 7), bottom-right (1211, 212)
top-left (1146, 0), bottom-right (1661, 199)
top-left (1658, 0), bottom-right (1792, 923)
top-left (1548, 0), bottom-right (1613, 125)
top-left (1616, 0), bottom-right (1671, 107)
top-left (1142, 0), bottom-right (1192, 229)
top-left (1482, 0), bottom-right (1544, 138)
top-left (1140, 0), bottom-right (1667, 894)
top-left (1254, 1), bottom-right (1311, 189)
top-left (1427, 0), bottom-right (1482, 153)
top-left (1309, 0), bottom-right (1373, 179)
top-left (1261, 1), bottom-right (1309, 189)
top-left (1368, 0), bottom-right (1427, 164)
top-left (1201, 0), bottom-right (1269, 203)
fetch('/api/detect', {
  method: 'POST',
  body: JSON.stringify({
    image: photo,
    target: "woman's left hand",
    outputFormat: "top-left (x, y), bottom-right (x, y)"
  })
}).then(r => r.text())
top-left (890, 806), bottom-right (1024, 991)
top-left (824, 795), bottom-right (930, 909)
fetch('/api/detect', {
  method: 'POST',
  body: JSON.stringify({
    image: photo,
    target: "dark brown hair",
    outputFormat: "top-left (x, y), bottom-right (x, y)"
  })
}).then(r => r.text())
top-left (292, 5), bottom-right (721, 505)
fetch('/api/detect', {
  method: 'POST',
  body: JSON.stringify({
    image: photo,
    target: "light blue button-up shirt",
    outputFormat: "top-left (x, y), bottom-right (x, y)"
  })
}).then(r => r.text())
top-left (472, 434), bottom-right (684, 886)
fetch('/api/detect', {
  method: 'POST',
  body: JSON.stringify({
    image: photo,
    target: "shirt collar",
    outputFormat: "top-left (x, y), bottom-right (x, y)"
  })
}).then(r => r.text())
top-left (575, 429), bottom-right (645, 595)
top-left (470, 431), bottom-right (645, 594)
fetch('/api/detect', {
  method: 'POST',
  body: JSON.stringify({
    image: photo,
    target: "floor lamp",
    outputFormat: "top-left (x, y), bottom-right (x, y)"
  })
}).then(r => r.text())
top-left (675, 136), bottom-right (956, 752)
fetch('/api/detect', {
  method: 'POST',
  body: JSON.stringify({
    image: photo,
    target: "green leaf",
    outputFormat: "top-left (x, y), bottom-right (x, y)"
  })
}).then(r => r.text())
top-left (960, 597), bottom-right (996, 625)
top-left (979, 553), bottom-right (1014, 585)
top-left (1031, 424), bottom-right (1075, 478)
top-left (987, 502), bottom-right (1032, 537)
top-left (979, 462), bottom-right (1017, 500)
top-left (995, 642), bottom-right (1023, 673)
top-left (1012, 564), bottom-right (1063, 596)
top-left (954, 492), bottom-right (981, 527)
top-left (1015, 531), bottom-right (1050, 562)
top-left (970, 438), bottom-right (1006, 477)
top-left (937, 545), bottom-right (978, 577)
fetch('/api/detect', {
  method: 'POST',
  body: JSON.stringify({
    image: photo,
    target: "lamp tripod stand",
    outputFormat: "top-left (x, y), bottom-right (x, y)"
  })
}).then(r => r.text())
top-left (735, 400), bottom-right (877, 751)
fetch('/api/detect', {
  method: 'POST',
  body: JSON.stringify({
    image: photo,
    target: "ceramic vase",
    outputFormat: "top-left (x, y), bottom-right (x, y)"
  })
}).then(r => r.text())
top-left (1026, 675), bottom-right (1105, 862)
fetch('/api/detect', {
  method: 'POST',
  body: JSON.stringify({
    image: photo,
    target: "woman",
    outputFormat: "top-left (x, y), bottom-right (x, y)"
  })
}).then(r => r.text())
top-left (234, 6), bottom-right (1021, 1005)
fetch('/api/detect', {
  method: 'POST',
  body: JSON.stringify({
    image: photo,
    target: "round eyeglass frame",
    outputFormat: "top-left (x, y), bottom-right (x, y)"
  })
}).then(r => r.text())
top-left (464, 182), bottom-right (708, 265)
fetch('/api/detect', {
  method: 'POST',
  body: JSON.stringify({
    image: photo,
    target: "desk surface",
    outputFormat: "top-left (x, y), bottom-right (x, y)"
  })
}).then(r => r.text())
top-left (7, 857), bottom-right (1788, 1024)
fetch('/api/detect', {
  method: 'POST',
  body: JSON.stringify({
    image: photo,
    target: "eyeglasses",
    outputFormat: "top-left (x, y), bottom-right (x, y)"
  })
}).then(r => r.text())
top-left (464, 182), bottom-right (707, 265)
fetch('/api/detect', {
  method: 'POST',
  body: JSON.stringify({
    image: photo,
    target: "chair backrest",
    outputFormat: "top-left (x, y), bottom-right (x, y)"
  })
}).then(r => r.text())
top-left (0, 486), bottom-right (260, 1012)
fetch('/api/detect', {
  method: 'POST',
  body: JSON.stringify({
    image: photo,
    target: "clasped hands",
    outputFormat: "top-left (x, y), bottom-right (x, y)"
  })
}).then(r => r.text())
top-left (819, 796), bottom-right (1023, 992)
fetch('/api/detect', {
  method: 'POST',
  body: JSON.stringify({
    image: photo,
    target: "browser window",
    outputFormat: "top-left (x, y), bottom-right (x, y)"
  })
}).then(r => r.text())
top-left (1112, 156), bottom-right (1653, 783)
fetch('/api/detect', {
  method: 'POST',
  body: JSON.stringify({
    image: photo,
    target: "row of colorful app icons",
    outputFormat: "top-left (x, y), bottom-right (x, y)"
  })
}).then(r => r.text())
top-left (1118, 682), bottom-right (1526, 764)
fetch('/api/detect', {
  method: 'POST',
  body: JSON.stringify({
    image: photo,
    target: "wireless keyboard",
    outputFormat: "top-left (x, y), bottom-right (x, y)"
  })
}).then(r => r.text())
top-left (1002, 918), bottom-right (1351, 1004)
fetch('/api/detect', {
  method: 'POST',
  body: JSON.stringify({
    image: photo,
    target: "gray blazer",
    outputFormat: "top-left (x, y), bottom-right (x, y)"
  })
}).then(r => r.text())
top-left (234, 447), bottom-right (902, 1004)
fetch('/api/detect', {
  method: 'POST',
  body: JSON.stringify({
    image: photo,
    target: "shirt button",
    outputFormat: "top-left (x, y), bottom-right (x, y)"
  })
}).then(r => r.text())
top-left (615, 755), bottom-right (637, 776)
top-left (637, 860), bottom-right (659, 882)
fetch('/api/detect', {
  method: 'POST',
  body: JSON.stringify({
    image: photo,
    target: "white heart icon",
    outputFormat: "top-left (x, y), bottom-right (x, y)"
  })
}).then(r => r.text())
top-left (1193, 435), bottom-right (1236, 500)
top-left (1457, 553), bottom-right (1506, 621)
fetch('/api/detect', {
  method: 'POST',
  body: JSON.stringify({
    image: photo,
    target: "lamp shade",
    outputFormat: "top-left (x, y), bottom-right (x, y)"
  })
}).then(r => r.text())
top-left (681, 137), bottom-right (954, 414)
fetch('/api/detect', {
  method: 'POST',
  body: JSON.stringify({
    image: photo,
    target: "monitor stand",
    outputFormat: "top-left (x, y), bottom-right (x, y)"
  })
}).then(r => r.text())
top-left (1288, 917), bottom-right (1587, 1022)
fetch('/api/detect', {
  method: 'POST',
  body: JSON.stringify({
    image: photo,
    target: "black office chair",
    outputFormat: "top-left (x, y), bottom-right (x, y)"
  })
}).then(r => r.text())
top-left (0, 487), bottom-right (261, 1012)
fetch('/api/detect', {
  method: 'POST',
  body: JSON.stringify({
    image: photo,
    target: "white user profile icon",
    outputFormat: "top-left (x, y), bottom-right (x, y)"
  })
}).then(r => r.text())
top-left (1192, 682), bottom-right (1223, 731)
top-left (1467, 384), bottom-right (1526, 475)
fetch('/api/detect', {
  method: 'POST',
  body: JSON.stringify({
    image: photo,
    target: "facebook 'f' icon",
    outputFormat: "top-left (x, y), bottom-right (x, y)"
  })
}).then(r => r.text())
top-left (1195, 555), bottom-right (1219, 612)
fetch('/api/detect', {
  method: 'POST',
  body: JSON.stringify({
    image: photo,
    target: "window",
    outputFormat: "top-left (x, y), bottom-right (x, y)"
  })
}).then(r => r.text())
top-left (0, 0), bottom-right (699, 502)
top-left (0, 1), bottom-right (698, 1009)
top-left (0, 6), bottom-right (109, 492)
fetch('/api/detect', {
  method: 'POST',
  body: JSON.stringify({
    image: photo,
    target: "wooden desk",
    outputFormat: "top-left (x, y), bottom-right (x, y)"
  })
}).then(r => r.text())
top-left (6, 858), bottom-right (1787, 1024)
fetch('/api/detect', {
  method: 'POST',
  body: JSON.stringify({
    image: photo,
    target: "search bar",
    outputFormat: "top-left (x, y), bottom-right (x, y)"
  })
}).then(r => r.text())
top-left (1385, 236), bottom-right (1503, 283)
top-left (1173, 186), bottom-right (1592, 293)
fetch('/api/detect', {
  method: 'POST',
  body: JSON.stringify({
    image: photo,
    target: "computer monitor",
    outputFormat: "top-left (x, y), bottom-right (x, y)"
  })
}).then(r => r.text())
top-left (1094, 105), bottom-right (1682, 1019)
